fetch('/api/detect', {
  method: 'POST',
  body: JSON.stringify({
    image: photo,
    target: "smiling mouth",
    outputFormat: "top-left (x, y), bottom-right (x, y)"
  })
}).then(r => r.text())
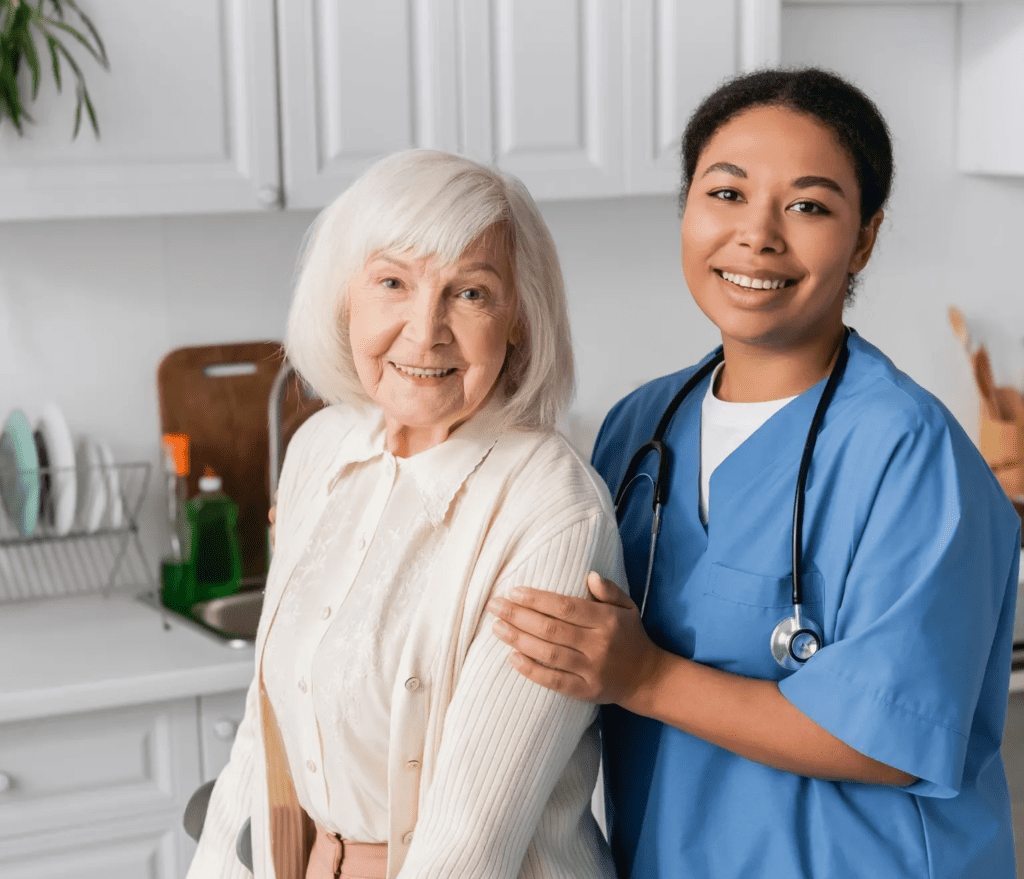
top-left (715, 270), bottom-right (797, 291)
top-left (391, 363), bottom-right (457, 378)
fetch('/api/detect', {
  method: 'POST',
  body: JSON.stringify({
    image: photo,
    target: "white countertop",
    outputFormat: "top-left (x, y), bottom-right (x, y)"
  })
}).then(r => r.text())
top-left (0, 592), bottom-right (254, 723)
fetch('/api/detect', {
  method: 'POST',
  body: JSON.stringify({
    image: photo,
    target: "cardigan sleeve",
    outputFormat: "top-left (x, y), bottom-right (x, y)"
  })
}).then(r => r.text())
top-left (185, 675), bottom-right (260, 879)
top-left (396, 510), bottom-right (623, 878)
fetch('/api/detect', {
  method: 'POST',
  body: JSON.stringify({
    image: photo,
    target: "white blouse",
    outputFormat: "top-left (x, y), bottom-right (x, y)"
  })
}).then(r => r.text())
top-left (262, 409), bottom-right (500, 843)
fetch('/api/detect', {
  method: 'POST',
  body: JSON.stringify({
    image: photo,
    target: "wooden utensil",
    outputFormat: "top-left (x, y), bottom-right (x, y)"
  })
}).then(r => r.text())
top-left (947, 305), bottom-right (975, 356)
top-left (157, 341), bottom-right (323, 581)
top-left (973, 346), bottom-right (1008, 421)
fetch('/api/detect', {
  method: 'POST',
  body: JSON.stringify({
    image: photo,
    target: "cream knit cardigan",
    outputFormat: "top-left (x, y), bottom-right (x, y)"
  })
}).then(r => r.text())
top-left (186, 405), bottom-right (624, 879)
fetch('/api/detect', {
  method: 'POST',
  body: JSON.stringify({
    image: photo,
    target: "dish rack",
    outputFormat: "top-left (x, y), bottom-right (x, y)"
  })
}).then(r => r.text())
top-left (0, 462), bottom-right (155, 603)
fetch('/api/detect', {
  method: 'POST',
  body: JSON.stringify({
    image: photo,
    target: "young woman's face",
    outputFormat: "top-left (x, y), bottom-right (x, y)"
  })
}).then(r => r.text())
top-left (681, 105), bottom-right (881, 354)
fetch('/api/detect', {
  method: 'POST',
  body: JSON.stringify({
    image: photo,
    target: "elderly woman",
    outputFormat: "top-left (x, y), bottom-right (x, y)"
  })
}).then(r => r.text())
top-left (186, 150), bottom-right (622, 879)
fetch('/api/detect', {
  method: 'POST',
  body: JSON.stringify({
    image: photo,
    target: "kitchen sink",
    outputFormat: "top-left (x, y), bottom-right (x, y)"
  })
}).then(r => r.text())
top-left (191, 590), bottom-right (264, 641)
top-left (137, 587), bottom-right (264, 648)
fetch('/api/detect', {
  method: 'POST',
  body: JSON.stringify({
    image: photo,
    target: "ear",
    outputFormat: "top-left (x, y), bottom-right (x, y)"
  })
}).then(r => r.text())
top-left (848, 210), bottom-right (883, 274)
top-left (508, 320), bottom-right (522, 346)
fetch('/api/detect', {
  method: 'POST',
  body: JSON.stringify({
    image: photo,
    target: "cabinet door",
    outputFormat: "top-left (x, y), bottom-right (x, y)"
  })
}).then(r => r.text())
top-left (0, 0), bottom-right (281, 221)
top-left (958, 2), bottom-right (1024, 176)
top-left (0, 814), bottom-right (181, 879)
top-left (459, 0), bottom-right (626, 199)
top-left (198, 689), bottom-right (249, 783)
top-left (0, 699), bottom-right (201, 839)
top-left (624, 0), bottom-right (740, 194)
top-left (277, 0), bottom-right (461, 209)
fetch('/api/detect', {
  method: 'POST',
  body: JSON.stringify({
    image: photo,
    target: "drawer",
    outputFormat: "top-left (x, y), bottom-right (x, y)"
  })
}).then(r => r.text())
top-left (0, 698), bottom-right (202, 839)
top-left (0, 810), bottom-right (186, 879)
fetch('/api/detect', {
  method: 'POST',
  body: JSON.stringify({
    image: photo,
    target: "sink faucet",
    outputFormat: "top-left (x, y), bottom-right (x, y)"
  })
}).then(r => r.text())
top-left (267, 358), bottom-right (295, 497)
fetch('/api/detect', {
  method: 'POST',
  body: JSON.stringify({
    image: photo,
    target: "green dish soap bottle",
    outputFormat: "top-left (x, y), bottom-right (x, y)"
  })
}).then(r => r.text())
top-left (187, 465), bottom-right (243, 604)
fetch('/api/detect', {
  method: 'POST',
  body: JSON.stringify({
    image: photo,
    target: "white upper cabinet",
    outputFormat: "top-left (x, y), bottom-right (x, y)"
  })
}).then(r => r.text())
top-left (0, 0), bottom-right (280, 221)
top-left (277, 0), bottom-right (461, 209)
top-left (458, 0), bottom-right (625, 199)
top-left (625, 0), bottom-right (742, 194)
top-left (0, 0), bottom-right (773, 219)
top-left (957, 2), bottom-right (1024, 176)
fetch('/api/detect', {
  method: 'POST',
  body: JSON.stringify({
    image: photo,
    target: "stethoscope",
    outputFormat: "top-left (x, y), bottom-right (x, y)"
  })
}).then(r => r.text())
top-left (613, 328), bottom-right (851, 671)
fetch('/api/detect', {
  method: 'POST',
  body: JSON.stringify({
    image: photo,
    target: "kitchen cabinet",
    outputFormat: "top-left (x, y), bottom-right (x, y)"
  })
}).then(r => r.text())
top-left (198, 689), bottom-right (249, 784)
top-left (0, 697), bottom-right (202, 878)
top-left (0, 0), bottom-right (280, 221)
top-left (1, 0), bottom-right (767, 221)
top-left (957, 2), bottom-right (1024, 177)
top-left (0, 689), bottom-right (248, 879)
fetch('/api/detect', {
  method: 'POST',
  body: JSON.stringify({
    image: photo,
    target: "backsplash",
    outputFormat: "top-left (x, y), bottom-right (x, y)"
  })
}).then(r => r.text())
top-left (1, 3), bottom-right (1023, 576)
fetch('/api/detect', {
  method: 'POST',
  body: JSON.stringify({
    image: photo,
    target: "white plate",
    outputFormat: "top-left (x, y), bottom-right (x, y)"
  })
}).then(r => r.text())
top-left (96, 439), bottom-right (123, 529)
top-left (75, 436), bottom-right (107, 534)
top-left (36, 403), bottom-right (77, 536)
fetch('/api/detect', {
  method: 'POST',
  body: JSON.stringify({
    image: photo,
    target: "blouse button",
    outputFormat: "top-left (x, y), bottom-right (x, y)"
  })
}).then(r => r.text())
top-left (298, 679), bottom-right (307, 693)
top-left (405, 759), bottom-right (420, 769)
top-left (404, 677), bottom-right (421, 692)
top-left (321, 606), bottom-right (331, 620)
top-left (306, 759), bottom-right (317, 773)
top-left (357, 536), bottom-right (366, 551)
top-left (402, 831), bottom-right (414, 845)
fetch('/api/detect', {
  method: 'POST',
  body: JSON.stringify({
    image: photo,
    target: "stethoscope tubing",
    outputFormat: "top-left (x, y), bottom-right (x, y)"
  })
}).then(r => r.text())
top-left (614, 329), bottom-right (852, 659)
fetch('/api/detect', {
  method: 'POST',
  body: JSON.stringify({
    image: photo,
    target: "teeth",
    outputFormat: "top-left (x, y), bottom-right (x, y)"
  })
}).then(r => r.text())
top-left (393, 363), bottom-right (454, 378)
top-left (720, 271), bottom-right (791, 290)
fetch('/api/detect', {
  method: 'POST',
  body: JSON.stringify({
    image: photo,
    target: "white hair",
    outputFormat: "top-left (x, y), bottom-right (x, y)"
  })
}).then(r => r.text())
top-left (285, 149), bottom-right (574, 431)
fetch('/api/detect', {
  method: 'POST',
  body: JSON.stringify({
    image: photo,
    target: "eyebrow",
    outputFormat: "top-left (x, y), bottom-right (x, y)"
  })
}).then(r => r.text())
top-left (701, 163), bottom-right (846, 197)
top-left (373, 254), bottom-right (503, 278)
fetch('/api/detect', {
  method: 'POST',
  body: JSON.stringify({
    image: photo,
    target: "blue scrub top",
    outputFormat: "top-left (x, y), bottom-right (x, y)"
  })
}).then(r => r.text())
top-left (592, 333), bottom-right (1020, 879)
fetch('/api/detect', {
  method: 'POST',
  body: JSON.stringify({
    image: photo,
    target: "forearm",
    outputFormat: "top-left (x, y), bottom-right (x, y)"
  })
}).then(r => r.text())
top-left (627, 647), bottom-right (916, 786)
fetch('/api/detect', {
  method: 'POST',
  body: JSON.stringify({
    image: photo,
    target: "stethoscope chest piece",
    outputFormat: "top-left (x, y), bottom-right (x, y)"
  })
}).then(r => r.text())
top-left (770, 609), bottom-right (823, 671)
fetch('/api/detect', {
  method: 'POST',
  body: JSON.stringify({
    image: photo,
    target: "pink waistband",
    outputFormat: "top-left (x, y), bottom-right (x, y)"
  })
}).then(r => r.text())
top-left (306, 823), bottom-right (388, 879)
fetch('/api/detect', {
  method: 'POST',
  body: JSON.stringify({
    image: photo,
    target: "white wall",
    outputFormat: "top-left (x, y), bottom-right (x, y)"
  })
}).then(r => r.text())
top-left (1, 3), bottom-right (1023, 574)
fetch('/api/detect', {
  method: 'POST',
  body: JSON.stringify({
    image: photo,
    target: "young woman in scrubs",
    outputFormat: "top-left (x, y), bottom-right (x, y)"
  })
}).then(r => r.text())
top-left (488, 68), bottom-right (1021, 878)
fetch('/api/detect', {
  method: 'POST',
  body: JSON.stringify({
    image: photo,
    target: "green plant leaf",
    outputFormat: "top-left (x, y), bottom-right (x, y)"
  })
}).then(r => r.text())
top-left (62, 0), bottom-right (107, 67)
top-left (81, 77), bottom-right (97, 135)
top-left (44, 32), bottom-right (62, 92)
top-left (20, 24), bottom-right (42, 99)
top-left (72, 81), bottom-right (81, 138)
top-left (44, 18), bottom-right (106, 69)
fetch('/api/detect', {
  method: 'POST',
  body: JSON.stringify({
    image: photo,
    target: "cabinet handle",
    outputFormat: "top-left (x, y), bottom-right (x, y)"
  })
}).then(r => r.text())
top-left (213, 719), bottom-right (239, 741)
top-left (257, 186), bottom-right (282, 209)
top-left (0, 772), bottom-right (12, 793)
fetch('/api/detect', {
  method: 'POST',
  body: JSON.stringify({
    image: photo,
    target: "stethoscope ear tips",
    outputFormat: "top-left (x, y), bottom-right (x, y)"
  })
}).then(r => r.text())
top-left (771, 613), bottom-right (824, 671)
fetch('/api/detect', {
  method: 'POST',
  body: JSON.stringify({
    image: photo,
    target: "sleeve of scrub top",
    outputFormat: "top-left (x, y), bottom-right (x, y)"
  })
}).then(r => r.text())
top-left (777, 410), bottom-right (1019, 798)
top-left (396, 512), bottom-right (624, 879)
top-left (186, 674), bottom-right (259, 879)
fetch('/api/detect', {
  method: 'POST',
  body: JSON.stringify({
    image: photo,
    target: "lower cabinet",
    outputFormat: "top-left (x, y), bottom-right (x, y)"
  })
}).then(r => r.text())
top-left (0, 689), bottom-right (249, 879)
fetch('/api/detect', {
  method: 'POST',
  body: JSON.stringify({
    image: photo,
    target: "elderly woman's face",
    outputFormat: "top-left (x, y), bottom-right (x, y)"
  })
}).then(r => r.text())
top-left (347, 232), bottom-right (516, 455)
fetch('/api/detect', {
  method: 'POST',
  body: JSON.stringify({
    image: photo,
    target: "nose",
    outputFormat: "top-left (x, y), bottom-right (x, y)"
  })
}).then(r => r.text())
top-left (404, 289), bottom-right (453, 348)
top-left (736, 202), bottom-right (785, 253)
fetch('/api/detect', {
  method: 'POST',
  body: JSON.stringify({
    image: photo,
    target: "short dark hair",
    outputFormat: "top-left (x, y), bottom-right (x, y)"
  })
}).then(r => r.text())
top-left (680, 67), bottom-right (894, 225)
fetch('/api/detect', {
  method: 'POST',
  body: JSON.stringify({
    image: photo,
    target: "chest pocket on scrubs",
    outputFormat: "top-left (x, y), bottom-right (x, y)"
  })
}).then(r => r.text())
top-left (700, 563), bottom-right (824, 680)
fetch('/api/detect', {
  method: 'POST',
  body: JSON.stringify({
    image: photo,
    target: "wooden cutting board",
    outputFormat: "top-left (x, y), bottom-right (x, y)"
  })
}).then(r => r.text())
top-left (156, 341), bottom-right (323, 581)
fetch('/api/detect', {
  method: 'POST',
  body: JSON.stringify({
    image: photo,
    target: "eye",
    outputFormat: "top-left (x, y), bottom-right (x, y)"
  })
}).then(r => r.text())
top-left (459, 287), bottom-right (484, 302)
top-left (381, 277), bottom-right (401, 289)
top-left (790, 200), bottom-right (830, 216)
top-left (708, 188), bottom-right (742, 202)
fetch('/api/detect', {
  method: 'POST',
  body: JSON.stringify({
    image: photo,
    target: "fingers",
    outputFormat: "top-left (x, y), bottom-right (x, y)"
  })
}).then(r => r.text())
top-left (493, 586), bottom-right (602, 626)
top-left (488, 596), bottom-right (589, 649)
top-left (586, 571), bottom-right (636, 608)
top-left (493, 618), bottom-right (589, 676)
top-left (506, 652), bottom-right (594, 701)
